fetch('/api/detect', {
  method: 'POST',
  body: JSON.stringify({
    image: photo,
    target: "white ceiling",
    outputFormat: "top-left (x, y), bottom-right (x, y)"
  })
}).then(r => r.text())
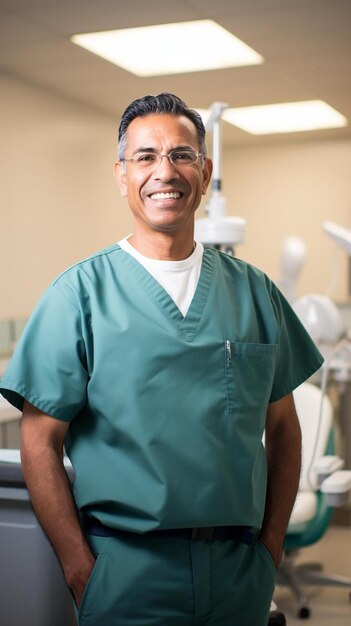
top-left (1, 0), bottom-right (351, 145)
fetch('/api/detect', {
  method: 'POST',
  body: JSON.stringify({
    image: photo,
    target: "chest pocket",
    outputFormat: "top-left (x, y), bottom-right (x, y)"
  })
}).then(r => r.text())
top-left (225, 340), bottom-right (277, 415)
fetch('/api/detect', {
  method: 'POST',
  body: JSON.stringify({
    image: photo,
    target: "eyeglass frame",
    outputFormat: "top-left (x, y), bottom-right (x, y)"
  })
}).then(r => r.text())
top-left (120, 148), bottom-right (205, 169)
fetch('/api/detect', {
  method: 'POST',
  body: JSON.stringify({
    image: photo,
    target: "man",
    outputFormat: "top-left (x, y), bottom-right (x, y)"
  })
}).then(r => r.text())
top-left (0, 93), bottom-right (323, 625)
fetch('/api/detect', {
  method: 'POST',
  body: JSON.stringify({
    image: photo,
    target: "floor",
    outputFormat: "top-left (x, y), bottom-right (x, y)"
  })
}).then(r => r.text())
top-left (274, 526), bottom-right (351, 625)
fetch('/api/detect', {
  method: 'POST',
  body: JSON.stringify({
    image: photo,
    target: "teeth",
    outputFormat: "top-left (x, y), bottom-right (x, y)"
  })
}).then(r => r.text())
top-left (150, 192), bottom-right (181, 200)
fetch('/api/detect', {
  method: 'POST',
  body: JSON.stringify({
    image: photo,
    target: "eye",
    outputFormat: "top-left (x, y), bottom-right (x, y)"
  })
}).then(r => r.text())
top-left (171, 150), bottom-right (197, 164)
top-left (137, 153), bottom-right (157, 164)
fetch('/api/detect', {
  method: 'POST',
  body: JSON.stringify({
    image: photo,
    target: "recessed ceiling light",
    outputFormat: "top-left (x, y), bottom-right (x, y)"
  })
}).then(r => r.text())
top-left (71, 20), bottom-right (264, 76)
top-left (222, 100), bottom-right (348, 134)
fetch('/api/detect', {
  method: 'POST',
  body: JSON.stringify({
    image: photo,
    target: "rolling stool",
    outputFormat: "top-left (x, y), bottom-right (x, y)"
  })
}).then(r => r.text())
top-left (268, 610), bottom-right (287, 625)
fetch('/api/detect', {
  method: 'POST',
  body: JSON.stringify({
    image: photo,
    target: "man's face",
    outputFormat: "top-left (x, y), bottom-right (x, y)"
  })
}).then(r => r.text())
top-left (115, 113), bottom-right (212, 236)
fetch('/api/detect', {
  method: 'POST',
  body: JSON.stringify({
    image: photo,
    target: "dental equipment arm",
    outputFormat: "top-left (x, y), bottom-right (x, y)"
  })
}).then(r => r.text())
top-left (320, 470), bottom-right (351, 506)
top-left (195, 102), bottom-right (246, 252)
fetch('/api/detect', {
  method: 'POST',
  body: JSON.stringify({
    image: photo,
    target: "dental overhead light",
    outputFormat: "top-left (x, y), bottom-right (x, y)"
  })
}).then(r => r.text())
top-left (292, 221), bottom-right (349, 357)
top-left (293, 295), bottom-right (344, 346)
top-left (195, 103), bottom-right (246, 255)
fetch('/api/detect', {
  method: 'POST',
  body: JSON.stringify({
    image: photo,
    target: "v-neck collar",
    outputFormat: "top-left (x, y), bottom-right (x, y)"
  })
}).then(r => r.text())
top-left (118, 246), bottom-right (216, 342)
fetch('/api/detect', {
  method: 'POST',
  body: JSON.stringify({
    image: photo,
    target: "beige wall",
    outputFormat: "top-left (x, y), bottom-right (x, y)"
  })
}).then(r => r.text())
top-left (219, 139), bottom-right (351, 302)
top-left (1, 72), bottom-right (351, 319)
top-left (1, 73), bottom-right (132, 318)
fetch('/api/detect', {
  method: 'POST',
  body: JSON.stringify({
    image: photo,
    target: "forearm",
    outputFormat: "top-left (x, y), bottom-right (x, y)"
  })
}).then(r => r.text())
top-left (20, 404), bottom-right (95, 604)
top-left (259, 395), bottom-right (302, 566)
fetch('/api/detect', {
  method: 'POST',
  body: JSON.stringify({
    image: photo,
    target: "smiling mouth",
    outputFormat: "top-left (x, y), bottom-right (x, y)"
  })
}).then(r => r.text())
top-left (149, 192), bottom-right (182, 200)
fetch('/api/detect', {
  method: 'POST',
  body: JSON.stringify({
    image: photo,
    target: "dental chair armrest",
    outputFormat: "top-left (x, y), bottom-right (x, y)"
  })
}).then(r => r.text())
top-left (320, 470), bottom-right (351, 506)
top-left (313, 455), bottom-right (344, 484)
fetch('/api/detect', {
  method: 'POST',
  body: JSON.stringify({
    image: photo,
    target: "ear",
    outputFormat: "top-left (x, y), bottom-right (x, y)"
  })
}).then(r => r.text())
top-left (201, 158), bottom-right (213, 195)
top-left (114, 161), bottom-right (128, 197)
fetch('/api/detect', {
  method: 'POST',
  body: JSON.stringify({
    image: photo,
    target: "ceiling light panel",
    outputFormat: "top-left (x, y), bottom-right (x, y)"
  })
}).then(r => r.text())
top-left (222, 100), bottom-right (348, 135)
top-left (71, 20), bottom-right (264, 76)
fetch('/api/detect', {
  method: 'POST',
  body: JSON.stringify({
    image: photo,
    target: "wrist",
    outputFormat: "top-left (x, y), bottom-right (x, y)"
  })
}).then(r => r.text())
top-left (64, 551), bottom-right (96, 607)
top-left (259, 535), bottom-right (283, 569)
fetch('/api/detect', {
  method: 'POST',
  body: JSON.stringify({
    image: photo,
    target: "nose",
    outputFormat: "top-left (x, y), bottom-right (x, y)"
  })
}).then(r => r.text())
top-left (153, 154), bottom-right (178, 180)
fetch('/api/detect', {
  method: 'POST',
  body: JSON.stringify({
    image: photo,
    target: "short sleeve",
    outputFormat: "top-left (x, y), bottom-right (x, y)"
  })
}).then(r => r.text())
top-left (0, 284), bottom-right (89, 421)
top-left (269, 282), bottom-right (324, 402)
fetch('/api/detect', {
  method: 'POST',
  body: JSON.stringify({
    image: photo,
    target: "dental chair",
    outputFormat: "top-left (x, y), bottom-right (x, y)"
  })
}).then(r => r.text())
top-left (276, 382), bottom-right (351, 619)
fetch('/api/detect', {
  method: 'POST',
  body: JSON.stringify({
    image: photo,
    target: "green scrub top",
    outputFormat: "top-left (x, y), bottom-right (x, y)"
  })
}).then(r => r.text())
top-left (0, 246), bottom-right (323, 532)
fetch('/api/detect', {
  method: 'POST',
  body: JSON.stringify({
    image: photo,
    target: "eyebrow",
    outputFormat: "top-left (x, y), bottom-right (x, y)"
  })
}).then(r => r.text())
top-left (131, 145), bottom-right (196, 156)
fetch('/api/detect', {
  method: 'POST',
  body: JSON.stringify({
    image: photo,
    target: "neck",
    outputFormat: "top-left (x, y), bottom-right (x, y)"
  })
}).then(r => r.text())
top-left (128, 229), bottom-right (196, 261)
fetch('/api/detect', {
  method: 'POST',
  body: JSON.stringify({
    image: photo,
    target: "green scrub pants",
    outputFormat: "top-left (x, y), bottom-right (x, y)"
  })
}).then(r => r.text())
top-left (76, 531), bottom-right (276, 625)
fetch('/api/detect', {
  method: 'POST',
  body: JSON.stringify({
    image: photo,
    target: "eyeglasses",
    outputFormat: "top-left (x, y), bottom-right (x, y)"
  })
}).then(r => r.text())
top-left (121, 149), bottom-right (204, 169)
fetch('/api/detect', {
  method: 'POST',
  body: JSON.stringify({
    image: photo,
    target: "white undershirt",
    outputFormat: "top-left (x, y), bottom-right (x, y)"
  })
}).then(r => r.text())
top-left (118, 237), bottom-right (204, 317)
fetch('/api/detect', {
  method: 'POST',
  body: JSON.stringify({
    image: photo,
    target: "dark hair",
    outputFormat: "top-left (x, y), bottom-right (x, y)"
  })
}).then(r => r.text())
top-left (118, 92), bottom-right (207, 159)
